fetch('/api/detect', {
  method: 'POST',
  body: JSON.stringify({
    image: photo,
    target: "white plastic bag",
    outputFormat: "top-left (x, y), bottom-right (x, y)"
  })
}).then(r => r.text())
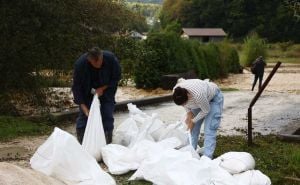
top-left (233, 170), bottom-right (271, 185)
top-left (214, 152), bottom-right (255, 174)
top-left (179, 145), bottom-right (200, 160)
top-left (113, 117), bottom-right (139, 146)
top-left (130, 151), bottom-right (239, 185)
top-left (158, 122), bottom-right (188, 147)
top-left (101, 144), bottom-right (136, 175)
top-left (30, 127), bottom-right (116, 185)
top-left (128, 103), bottom-right (146, 115)
top-left (102, 138), bottom-right (181, 175)
top-left (128, 116), bottom-right (156, 148)
top-left (82, 94), bottom-right (106, 161)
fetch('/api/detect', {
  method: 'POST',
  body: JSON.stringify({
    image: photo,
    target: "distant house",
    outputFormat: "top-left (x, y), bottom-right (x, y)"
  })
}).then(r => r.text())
top-left (181, 28), bottom-right (226, 42)
top-left (129, 31), bottom-right (147, 40)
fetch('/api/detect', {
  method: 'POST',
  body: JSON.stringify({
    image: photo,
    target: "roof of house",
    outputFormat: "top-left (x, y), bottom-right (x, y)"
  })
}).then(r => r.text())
top-left (182, 28), bottom-right (226, 36)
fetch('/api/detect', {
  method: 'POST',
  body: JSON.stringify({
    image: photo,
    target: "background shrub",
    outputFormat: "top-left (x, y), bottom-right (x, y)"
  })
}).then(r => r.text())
top-left (133, 31), bottom-right (240, 88)
top-left (241, 34), bottom-right (267, 67)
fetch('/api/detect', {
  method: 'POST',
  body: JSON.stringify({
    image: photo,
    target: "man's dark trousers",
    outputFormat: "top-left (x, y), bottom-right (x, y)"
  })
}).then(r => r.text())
top-left (252, 74), bottom-right (263, 91)
top-left (76, 99), bottom-right (115, 144)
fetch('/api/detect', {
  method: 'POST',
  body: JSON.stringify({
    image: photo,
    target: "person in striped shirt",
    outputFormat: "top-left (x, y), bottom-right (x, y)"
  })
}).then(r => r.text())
top-left (173, 79), bottom-right (224, 159)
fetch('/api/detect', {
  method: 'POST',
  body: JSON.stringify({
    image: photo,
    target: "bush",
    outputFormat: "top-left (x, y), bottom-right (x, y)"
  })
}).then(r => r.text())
top-left (218, 41), bottom-right (241, 75)
top-left (241, 34), bottom-right (267, 67)
top-left (133, 31), bottom-right (240, 88)
top-left (134, 48), bottom-right (162, 88)
top-left (112, 37), bottom-right (143, 85)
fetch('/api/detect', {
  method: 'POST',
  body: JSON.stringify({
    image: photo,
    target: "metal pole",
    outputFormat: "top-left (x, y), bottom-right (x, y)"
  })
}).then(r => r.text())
top-left (248, 108), bottom-right (252, 145)
top-left (247, 62), bottom-right (281, 145)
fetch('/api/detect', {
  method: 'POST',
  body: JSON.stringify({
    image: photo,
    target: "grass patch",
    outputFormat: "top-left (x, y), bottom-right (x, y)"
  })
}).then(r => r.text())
top-left (114, 172), bottom-right (151, 185)
top-left (215, 135), bottom-right (300, 185)
top-left (220, 87), bottom-right (239, 92)
top-left (112, 135), bottom-right (299, 185)
top-left (266, 43), bottom-right (300, 64)
top-left (235, 43), bottom-right (300, 64)
top-left (0, 116), bottom-right (51, 141)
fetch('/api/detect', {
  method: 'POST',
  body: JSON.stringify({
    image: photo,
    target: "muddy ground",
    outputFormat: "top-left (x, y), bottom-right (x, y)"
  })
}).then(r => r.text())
top-left (1, 63), bottom-right (299, 185)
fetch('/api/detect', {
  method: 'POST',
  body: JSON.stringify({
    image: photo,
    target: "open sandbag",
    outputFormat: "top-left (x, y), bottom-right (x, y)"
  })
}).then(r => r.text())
top-left (233, 170), bottom-right (271, 185)
top-left (30, 127), bottom-right (115, 185)
top-left (214, 152), bottom-right (255, 174)
top-left (82, 94), bottom-right (106, 161)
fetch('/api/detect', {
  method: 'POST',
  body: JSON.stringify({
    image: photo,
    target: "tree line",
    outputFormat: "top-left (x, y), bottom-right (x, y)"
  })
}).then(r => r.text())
top-left (160, 0), bottom-right (300, 42)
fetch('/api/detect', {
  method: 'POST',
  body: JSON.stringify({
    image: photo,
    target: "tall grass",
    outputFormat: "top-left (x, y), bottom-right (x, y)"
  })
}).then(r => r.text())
top-left (241, 34), bottom-right (267, 67)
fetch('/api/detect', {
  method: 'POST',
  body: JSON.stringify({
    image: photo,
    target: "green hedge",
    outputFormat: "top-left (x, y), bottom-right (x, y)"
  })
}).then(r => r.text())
top-left (133, 32), bottom-right (240, 88)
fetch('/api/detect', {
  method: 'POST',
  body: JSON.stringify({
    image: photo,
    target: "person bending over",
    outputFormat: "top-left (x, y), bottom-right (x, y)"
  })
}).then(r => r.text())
top-left (72, 47), bottom-right (121, 144)
top-left (173, 79), bottom-right (224, 159)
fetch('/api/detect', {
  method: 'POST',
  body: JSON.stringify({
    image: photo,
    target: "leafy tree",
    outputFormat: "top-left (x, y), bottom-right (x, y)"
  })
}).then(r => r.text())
top-left (160, 0), bottom-right (300, 42)
top-left (0, 0), bottom-right (147, 115)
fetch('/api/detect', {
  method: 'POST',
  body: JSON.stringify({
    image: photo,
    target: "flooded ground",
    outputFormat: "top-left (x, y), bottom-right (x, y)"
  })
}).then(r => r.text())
top-left (1, 63), bottom-right (299, 184)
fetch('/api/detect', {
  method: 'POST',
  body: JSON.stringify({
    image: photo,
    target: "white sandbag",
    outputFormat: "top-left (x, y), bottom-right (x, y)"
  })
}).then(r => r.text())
top-left (82, 95), bottom-right (106, 161)
top-left (102, 138), bottom-right (181, 175)
top-left (233, 170), bottom-right (271, 185)
top-left (114, 104), bottom-right (187, 147)
top-left (128, 116), bottom-right (156, 148)
top-left (30, 127), bottom-right (115, 185)
top-left (101, 144), bottom-right (137, 175)
top-left (214, 152), bottom-right (255, 174)
top-left (179, 145), bottom-right (200, 160)
top-left (113, 117), bottom-right (139, 146)
top-left (128, 103), bottom-right (146, 115)
top-left (147, 115), bottom-right (166, 141)
top-left (130, 151), bottom-right (239, 185)
top-left (158, 122), bottom-right (188, 147)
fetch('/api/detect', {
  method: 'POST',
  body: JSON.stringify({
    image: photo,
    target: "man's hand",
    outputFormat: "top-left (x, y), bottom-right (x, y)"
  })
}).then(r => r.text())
top-left (80, 104), bottom-right (89, 117)
top-left (186, 111), bottom-right (194, 130)
top-left (95, 86), bottom-right (108, 96)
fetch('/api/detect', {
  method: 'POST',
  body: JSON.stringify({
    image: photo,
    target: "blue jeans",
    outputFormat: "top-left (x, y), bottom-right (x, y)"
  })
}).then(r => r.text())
top-left (191, 89), bottom-right (224, 159)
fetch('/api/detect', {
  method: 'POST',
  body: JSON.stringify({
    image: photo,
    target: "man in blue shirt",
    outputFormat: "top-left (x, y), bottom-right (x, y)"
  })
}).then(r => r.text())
top-left (72, 47), bottom-right (121, 144)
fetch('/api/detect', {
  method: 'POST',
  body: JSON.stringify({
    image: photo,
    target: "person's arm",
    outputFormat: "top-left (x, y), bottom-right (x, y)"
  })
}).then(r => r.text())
top-left (95, 54), bottom-right (121, 96)
top-left (72, 63), bottom-right (85, 105)
top-left (72, 63), bottom-right (90, 116)
top-left (192, 92), bottom-right (210, 123)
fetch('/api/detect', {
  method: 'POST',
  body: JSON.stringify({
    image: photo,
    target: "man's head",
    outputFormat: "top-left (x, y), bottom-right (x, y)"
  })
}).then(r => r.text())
top-left (173, 87), bottom-right (188, 105)
top-left (87, 47), bottom-right (103, 69)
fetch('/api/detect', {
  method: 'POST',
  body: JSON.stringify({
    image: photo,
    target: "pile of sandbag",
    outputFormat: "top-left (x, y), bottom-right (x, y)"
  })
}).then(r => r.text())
top-left (214, 152), bottom-right (271, 185)
top-left (103, 103), bottom-right (271, 185)
top-left (29, 102), bottom-right (271, 185)
top-left (113, 103), bottom-right (189, 147)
